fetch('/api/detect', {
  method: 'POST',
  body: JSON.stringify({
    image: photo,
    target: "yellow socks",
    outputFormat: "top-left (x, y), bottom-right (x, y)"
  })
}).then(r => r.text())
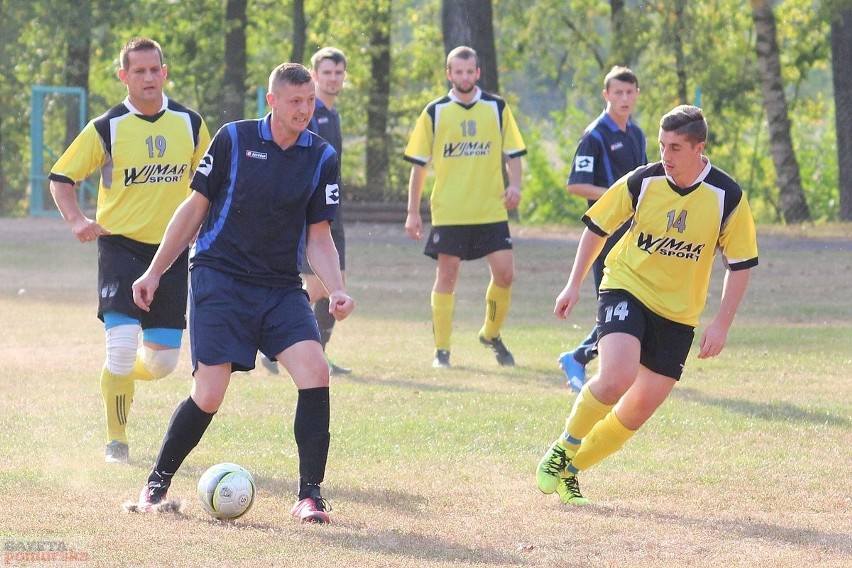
top-left (431, 291), bottom-right (455, 351)
top-left (563, 384), bottom-right (614, 452)
top-left (571, 410), bottom-right (636, 472)
top-left (480, 281), bottom-right (511, 339)
top-left (100, 366), bottom-right (134, 444)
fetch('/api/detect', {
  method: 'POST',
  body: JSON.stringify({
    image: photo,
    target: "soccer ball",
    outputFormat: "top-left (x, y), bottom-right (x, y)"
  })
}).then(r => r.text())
top-left (197, 462), bottom-right (256, 520)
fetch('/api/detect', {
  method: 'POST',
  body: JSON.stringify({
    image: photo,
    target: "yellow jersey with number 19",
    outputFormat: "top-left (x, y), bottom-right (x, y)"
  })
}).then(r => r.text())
top-left (404, 88), bottom-right (526, 226)
top-left (50, 94), bottom-right (210, 245)
top-left (584, 159), bottom-right (758, 327)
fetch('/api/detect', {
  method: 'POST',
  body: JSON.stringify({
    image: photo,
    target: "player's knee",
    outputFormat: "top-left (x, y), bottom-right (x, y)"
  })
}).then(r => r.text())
top-left (134, 346), bottom-right (180, 381)
top-left (105, 324), bottom-right (140, 376)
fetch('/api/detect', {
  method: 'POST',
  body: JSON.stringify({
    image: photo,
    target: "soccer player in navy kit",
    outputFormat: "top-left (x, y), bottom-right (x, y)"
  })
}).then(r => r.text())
top-left (537, 105), bottom-right (758, 506)
top-left (558, 66), bottom-right (647, 392)
top-left (261, 47), bottom-right (351, 376)
top-left (127, 63), bottom-right (354, 524)
top-left (49, 37), bottom-right (210, 464)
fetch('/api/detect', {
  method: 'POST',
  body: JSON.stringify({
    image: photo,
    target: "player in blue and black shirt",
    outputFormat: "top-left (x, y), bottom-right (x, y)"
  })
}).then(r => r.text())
top-left (127, 63), bottom-right (354, 525)
top-left (558, 66), bottom-right (647, 392)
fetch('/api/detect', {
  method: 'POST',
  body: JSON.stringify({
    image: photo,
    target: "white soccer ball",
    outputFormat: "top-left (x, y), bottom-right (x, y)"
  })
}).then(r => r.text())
top-left (197, 462), bottom-right (256, 520)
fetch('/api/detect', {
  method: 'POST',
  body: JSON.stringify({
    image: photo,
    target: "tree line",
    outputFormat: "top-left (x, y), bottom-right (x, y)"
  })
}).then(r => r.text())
top-left (1, 0), bottom-right (850, 223)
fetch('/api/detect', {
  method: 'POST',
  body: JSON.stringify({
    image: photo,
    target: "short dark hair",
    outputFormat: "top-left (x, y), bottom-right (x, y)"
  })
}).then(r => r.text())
top-left (660, 105), bottom-right (708, 144)
top-left (268, 63), bottom-right (313, 92)
top-left (604, 65), bottom-right (639, 90)
top-left (120, 37), bottom-right (163, 70)
top-left (311, 47), bottom-right (346, 71)
top-left (446, 46), bottom-right (478, 70)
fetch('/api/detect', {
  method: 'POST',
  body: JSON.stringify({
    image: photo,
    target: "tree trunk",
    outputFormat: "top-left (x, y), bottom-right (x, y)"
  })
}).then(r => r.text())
top-left (221, 0), bottom-right (248, 123)
top-left (291, 0), bottom-right (306, 64)
top-left (441, 0), bottom-right (499, 94)
top-left (64, 0), bottom-right (91, 149)
top-left (831, 8), bottom-right (852, 221)
top-left (609, 0), bottom-right (627, 65)
top-left (750, 0), bottom-right (811, 223)
top-left (365, 2), bottom-right (392, 199)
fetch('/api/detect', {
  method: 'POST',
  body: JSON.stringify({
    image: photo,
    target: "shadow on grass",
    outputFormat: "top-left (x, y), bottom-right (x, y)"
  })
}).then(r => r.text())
top-left (582, 504), bottom-right (852, 555)
top-left (673, 387), bottom-right (850, 427)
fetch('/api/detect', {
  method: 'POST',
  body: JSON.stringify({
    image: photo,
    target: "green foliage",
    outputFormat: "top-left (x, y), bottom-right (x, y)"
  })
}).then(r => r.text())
top-left (0, 0), bottom-right (846, 221)
top-left (518, 108), bottom-right (589, 225)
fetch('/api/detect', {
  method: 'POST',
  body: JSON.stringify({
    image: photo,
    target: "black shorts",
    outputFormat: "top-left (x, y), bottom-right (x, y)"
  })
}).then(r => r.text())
top-left (97, 235), bottom-right (188, 329)
top-left (302, 215), bottom-right (346, 274)
top-left (596, 289), bottom-right (694, 380)
top-left (423, 221), bottom-right (512, 261)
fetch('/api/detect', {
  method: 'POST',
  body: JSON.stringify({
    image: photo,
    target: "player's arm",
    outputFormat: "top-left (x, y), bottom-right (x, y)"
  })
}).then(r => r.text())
top-left (566, 182), bottom-right (608, 201)
top-left (554, 227), bottom-right (607, 320)
top-left (503, 156), bottom-right (522, 210)
top-left (405, 164), bottom-right (428, 240)
top-left (305, 221), bottom-right (354, 321)
top-left (49, 179), bottom-right (111, 243)
top-left (698, 267), bottom-right (751, 359)
top-left (133, 191), bottom-right (210, 311)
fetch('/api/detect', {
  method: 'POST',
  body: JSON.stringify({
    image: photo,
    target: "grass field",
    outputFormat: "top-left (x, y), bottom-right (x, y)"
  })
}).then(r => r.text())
top-left (0, 217), bottom-right (850, 567)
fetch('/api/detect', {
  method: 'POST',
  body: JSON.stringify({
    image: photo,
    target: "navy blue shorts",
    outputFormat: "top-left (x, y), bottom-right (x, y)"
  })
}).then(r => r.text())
top-left (97, 235), bottom-right (188, 329)
top-left (189, 266), bottom-right (321, 372)
top-left (596, 289), bottom-right (695, 380)
top-left (423, 221), bottom-right (512, 261)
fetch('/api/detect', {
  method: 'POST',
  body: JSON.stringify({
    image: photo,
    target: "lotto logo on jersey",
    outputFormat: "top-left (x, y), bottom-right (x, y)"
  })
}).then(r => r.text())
top-left (325, 183), bottom-right (340, 204)
top-left (575, 155), bottom-right (594, 173)
top-left (246, 150), bottom-right (267, 160)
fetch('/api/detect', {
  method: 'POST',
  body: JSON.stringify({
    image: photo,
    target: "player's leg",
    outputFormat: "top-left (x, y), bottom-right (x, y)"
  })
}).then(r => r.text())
top-left (128, 361), bottom-right (230, 512)
top-left (537, 331), bottom-right (639, 493)
top-left (432, 253), bottom-right (461, 367)
top-left (278, 340), bottom-right (332, 523)
top-left (479, 248), bottom-right (515, 365)
top-left (268, 287), bottom-right (333, 523)
top-left (101, 312), bottom-right (140, 463)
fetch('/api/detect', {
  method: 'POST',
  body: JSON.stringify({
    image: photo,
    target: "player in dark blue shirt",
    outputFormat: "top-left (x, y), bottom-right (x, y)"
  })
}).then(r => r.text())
top-left (558, 66), bottom-right (647, 392)
top-left (127, 63), bottom-right (354, 525)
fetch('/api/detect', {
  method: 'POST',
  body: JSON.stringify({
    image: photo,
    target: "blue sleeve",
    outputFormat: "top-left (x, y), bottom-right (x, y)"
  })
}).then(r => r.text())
top-left (190, 124), bottom-right (233, 201)
top-left (567, 133), bottom-right (603, 186)
top-left (305, 145), bottom-right (340, 225)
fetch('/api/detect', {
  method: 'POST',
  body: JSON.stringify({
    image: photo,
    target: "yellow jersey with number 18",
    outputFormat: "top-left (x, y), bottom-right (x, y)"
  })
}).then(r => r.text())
top-left (404, 88), bottom-right (526, 226)
top-left (50, 94), bottom-right (210, 245)
top-left (585, 159), bottom-right (759, 327)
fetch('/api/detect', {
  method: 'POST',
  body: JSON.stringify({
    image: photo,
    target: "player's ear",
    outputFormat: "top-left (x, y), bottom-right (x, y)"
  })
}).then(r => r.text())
top-left (161, 64), bottom-right (168, 80)
top-left (118, 68), bottom-right (128, 84)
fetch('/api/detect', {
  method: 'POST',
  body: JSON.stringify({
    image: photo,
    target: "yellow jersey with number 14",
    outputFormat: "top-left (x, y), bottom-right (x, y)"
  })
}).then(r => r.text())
top-left (404, 88), bottom-right (526, 226)
top-left (50, 95), bottom-right (210, 245)
top-left (585, 159), bottom-right (758, 327)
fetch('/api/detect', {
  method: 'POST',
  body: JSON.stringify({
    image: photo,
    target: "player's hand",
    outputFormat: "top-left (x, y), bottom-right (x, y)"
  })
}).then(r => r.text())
top-left (405, 213), bottom-right (423, 240)
top-left (71, 217), bottom-right (111, 243)
top-left (503, 185), bottom-right (521, 210)
top-left (698, 320), bottom-right (729, 359)
top-left (328, 290), bottom-right (355, 321)
top-left (132, 272), bottom-right (161, 312)
top-left (554, 284), bottom-right (580, 320)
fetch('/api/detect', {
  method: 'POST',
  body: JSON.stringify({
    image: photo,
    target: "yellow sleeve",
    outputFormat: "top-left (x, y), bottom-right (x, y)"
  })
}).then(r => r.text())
top-left (50, 122), bottom-right (106, 183)
top-left (403, 109), bottom-right (434, 166)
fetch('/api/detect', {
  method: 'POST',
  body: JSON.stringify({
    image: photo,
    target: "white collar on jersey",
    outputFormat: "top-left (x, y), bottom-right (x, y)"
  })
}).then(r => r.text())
top-left (123, 93), bottom-right (168, 116)
top-left (448, 86), bottom-right (482, 105)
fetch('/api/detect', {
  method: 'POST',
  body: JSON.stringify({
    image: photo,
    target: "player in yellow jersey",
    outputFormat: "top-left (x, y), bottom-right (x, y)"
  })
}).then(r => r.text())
top-left (404, 46), bottom-right (526, 369)
top-left (49, 37), bottom-right (210, 464)
top-left (537, 105), bottom-right (758, 505)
